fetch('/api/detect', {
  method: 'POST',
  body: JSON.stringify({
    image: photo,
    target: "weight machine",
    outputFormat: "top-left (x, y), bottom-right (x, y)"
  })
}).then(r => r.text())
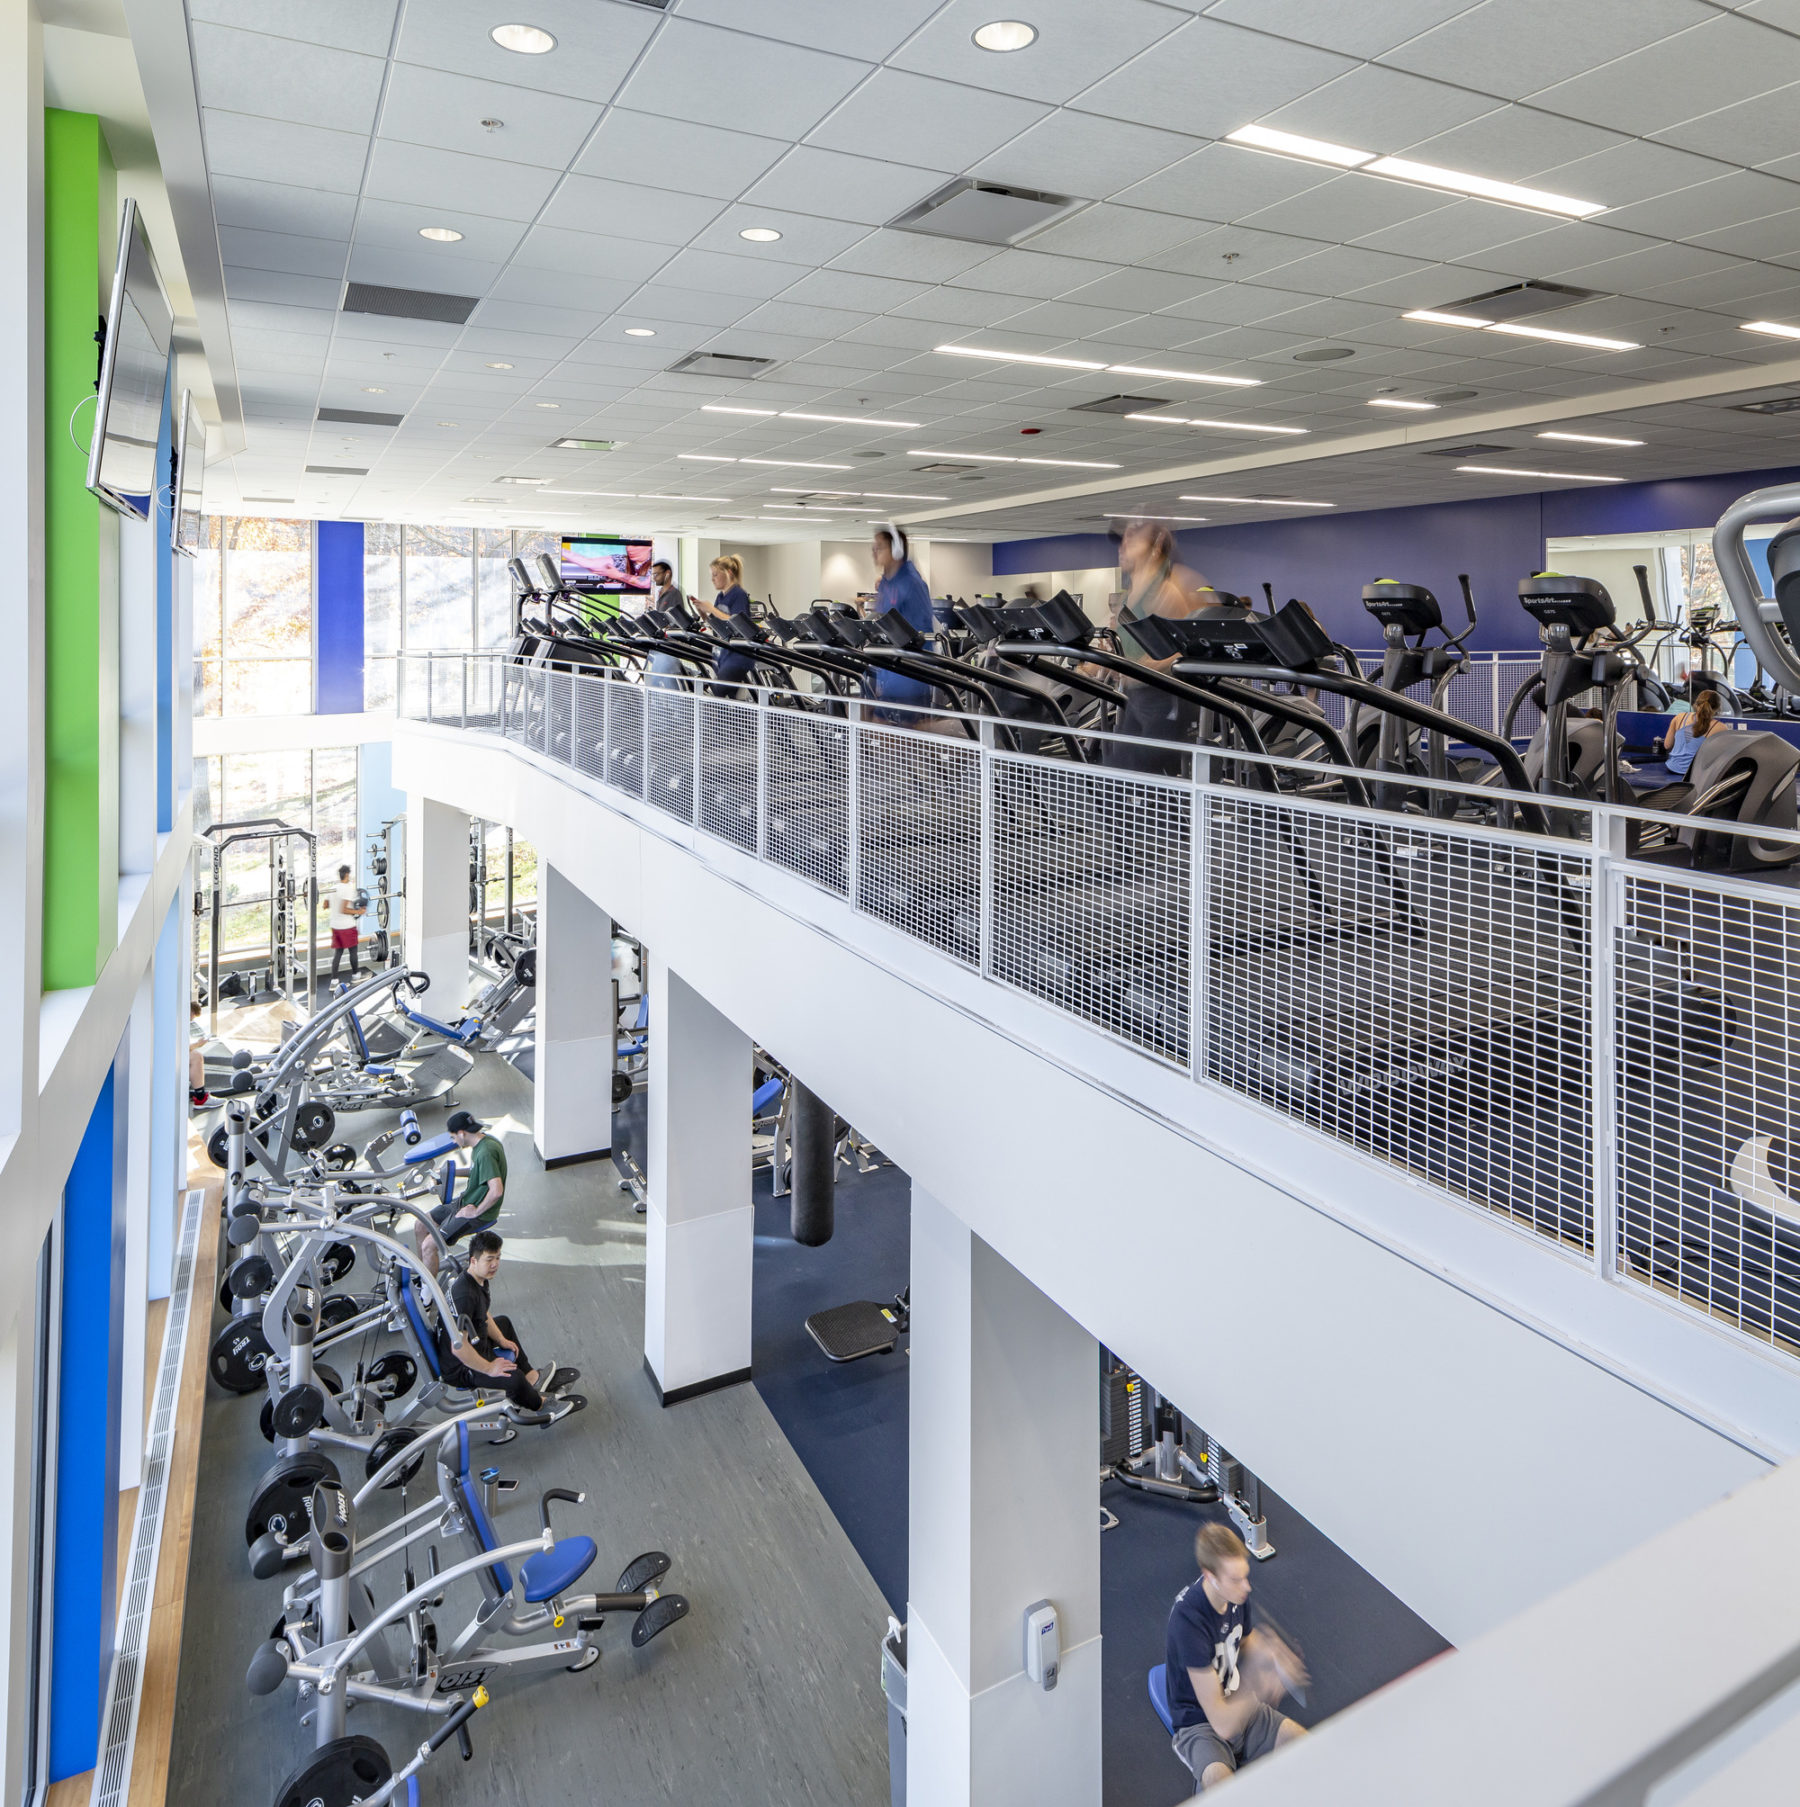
top-left (364, 815), bottom-right (403, 968)
top-left (198, 818), bottom-right (320, 1034)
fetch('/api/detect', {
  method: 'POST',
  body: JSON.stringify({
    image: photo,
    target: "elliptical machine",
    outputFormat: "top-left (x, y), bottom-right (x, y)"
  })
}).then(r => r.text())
top-left (1355, 575), bottom-right (1477, 810)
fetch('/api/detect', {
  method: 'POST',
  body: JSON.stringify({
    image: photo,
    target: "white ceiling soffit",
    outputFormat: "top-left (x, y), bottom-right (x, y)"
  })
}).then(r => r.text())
top-left (116, 0), bottom-right (245, 452)
top-left (125, 0), bottom-right (1800, 532)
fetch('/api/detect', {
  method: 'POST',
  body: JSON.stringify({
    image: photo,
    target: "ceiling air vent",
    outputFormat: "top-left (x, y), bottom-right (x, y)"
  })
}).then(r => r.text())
top-left (243, 496), bottom-right (294, 504)
top-left (1431, 281), bottom-right (1602, 320)
top-left (911, 461), bottom-right (980, 474)
top-left (666, 351), bottom-right (776, 379)
top-left (305, 464), bottom-right (368, 476)
top-left (1422, 443), bottom-right (1513, 458)
top-left (891, 178), bottom-right (1077, 246)
top-left (318, 406), bottom-right (404, 428)
top-left (1733, 395), bottom-right (1800, 415)
top-left (342, 282), bottom-right (479, 325)
top-left (622, 0), bottom-right (670, 8)
top-left (1070, 394), bottom-right (1168, 415)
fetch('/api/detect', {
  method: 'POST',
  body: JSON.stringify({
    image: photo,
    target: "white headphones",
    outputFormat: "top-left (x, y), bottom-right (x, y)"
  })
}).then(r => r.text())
top-left (874, 520), bottom-right (909, 562)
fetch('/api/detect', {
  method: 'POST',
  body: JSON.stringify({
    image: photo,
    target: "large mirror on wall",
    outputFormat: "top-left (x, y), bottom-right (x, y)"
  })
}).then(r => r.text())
top-left (172, 388), bottom-right (207, 556)
top-left (87, 197), bottom-right (173, 521)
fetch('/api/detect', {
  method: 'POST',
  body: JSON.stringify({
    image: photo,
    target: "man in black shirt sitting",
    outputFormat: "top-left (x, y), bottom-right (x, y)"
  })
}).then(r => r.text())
top-left (440, 1230), bottom-right (582, 1429)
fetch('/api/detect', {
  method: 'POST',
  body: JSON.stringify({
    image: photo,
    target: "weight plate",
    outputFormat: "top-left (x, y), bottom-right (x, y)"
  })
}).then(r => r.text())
top-left (209, 1319), bottom-right (271, 1395)
top-left (316, 1293), bottom-right (360, 1332)
top-left (272, 1733), bottom-right (392, 1807)
top-left (292, 1100), bottom-right (336, 1152)
top-left (244, 1449), bottom-right (339, 1547)
top-left (366, 1350), bottom-right (418, 1403)
top-left (226, 1253), bottom-right (273, 1300)
top-left (364, 1426), bottom-right (423, 1489)
top-left (314, 1361), bottom-right (343, 1397)
top-left (258, 1397), bottom-right (275, 1443)
top-left (513, 946), bottom-right (536, 988)
top-left (270, 1382), bottom-right (325, 1440)
top-left (206, 1124), bottom-right (230, 1169)
top-left (317, 1241), bottom-right (356, 1285)
top-left (322, 1141), bottom-right (356, 1171)
top-left (612, 1071), bottom-right (633, 1104)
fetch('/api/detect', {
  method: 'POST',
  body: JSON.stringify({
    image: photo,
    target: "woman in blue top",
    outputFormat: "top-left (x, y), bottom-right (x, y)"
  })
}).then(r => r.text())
top-left (699, 554), bottom-right (756, 694)
top-left (866, 523), bottom-right (936, 724)
top-left (1657, 685), bottom-right (1724, 777)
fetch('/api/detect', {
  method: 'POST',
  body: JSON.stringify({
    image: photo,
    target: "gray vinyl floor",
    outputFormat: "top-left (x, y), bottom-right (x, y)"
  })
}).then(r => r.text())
top-left (167, 1053), bottom-right (893, 1807)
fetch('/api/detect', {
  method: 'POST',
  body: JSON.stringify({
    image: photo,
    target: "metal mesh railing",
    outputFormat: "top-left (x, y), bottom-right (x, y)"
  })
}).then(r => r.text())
top-left (398, 653), bottom-right (1800, 1369)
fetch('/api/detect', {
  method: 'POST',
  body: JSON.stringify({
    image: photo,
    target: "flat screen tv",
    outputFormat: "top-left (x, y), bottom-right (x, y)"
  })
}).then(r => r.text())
top-left (560, 535), bottom-right (653, 596)
top-left (87, 198), bottom-right (173, 521)
top-left (171, 388), bottom-right (207, 555)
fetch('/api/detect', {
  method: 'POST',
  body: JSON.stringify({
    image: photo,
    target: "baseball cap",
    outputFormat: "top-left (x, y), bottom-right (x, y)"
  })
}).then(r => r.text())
top-left (446, 1110), bottom-right (484, 1133)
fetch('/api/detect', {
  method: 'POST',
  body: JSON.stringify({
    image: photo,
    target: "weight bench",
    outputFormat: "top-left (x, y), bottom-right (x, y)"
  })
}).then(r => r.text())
top-left (1148, 1663), bottom-right (1174, 1735)
top-left (805, 1288), bottom-right (908, 1363)
top-left (451, 1422), bottom-right (600, 1607)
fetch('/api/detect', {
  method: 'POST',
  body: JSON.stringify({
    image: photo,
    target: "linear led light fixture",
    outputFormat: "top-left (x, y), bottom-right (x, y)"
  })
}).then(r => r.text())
top-left (1538, 430), bottom-right (1644, 447)
top-left (770, 486), bottom-right (950, 501)
top-left (542, 488), bottom-right (731, 501)
top-left (1108, 512), bottom-right (1209, 522)
top-left (1403, 308), bottom-right (1639, 352)
top-left (678, 454), bottom-right (854, 470)
top-left (934, 344), bottom-right (1259, 387)
top-left (1368, 398), bottom-right (1437, 410)
top-left (906, 448), bottom-right (1122, 468)
top-left (1457, 463), bottom-right (1624, 483)
top-left (1225, 124), bottom-right (1605, 218)
top-left (1180, 494), bottom-right (1335, 508)
top-left (701, 404), bottom-right (922, 428)
top-left (1742, 321), bottom-right (1800, 341)
top-left (1126, 412), bottom-right (1308, 436)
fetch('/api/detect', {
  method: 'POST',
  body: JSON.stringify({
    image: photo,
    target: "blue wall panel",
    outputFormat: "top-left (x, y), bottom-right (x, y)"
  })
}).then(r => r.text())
top-left (315, 520), bottom-right (365, 714)
top-left (994, 463), bottom-right (1800, 651)
top-left (49, 1059), bottom-right (127, 1781)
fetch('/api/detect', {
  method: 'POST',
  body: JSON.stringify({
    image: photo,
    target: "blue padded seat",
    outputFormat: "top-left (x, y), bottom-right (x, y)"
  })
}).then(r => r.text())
top-left (401, 1278), bottom-right (442, 1379)
top-left (751, 1075), bottom-right (784, 1115)
top-left (1148, 1664), bottom-right (1174, 1735)
top-left (520, 1536), bottom-right (597, 1604)
top-left (403, 1133), bottom-right (456, 1166)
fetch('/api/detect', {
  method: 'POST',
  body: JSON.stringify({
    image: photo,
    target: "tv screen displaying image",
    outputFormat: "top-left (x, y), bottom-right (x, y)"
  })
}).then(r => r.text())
top-left (87, 197), bottom-right (173, 521)
top-left (561, 536), bottom-right (653, 595)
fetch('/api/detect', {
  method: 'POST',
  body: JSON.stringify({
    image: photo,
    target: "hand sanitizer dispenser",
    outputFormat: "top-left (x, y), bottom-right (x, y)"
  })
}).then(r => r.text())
top-left (1024, 1600), bottom-right (1060, 1691)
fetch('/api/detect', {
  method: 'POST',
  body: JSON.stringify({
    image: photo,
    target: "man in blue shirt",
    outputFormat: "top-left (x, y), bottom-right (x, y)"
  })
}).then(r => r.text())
top-left (1165, 1523), bottom-right (1308, 1789)
top-left (867, 523), bottom-right (936, 724)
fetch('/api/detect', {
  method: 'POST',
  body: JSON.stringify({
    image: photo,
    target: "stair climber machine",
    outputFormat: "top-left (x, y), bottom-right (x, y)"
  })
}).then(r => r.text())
top-left (1352, 575), bottom-right (1478, 813)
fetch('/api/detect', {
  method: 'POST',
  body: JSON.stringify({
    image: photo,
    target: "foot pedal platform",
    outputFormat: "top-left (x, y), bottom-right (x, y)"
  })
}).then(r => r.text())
top-left (632, 1593), bottom-right (689, 1647)
top-left (617, 1550), bottom-right (673, 1594)
top-left (805, 1300), bottom-right (903, 1363)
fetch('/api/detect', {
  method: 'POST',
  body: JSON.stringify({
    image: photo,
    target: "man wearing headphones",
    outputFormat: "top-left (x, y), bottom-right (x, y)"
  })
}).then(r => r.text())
top-left (868, 523), bottom-right (936, 723)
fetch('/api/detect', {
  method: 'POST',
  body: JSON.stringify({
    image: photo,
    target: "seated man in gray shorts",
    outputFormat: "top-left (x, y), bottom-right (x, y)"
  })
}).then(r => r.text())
top-left (1165, 1523), bottom-right (1308, 1790)
top-left (417, 1110), bottom-right (506, 1280)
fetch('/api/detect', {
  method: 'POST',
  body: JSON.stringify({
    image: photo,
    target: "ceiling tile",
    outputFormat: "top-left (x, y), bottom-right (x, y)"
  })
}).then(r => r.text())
top-left (571, 108), bottom-right (787, 202)
top-left (345, 245), bottom-right (504, 292)
top-left (888, 286), bottom-right (1026, 328)
top-left (993, 299), bottom-right (1148, 340)
top-left (1688, 208), bottom-right (1800, 261)
top-left (1239, 172), bottom-right (1465, 242)
top-left (511, 224), bottom-right (676, 285)
top-left (202, 109), bottom-right (370, 193)
top-left (223, 266), bottom-right (342, 310)
top-left (974, 112), bottom-right (1200, 203)
top-left (192, 23), bottom-right (385, 133)
top-left (779, 268), bottom-right (932, 313)
top-left (1269, 64), bottom-right (1501, 152)
top-left (806, 68), bottom-right (1050, 170)
top-left (1274, 244), bottom-right (1442, 297)
top-left (211, 174), bottom-right (359, 240)
top-left (1145, 222), bottom-right (1333, 283)
top-left (617, 19), bottom-right (870, 142)
top-left (1155, 281), bottom-right (1318, 324)
top-left (651, 247), bottom-right (811, 301)
top-left (1656, 80), bottom-right (1800, 165)
top-left (1523, 136), bottom-right (1733, 212)
top-left (733, 299), bottom-right (873, 339)
top-left (1526, 11), bottom-right (1800, 135)
top-left (363, 140), bottom-right (561, 223)
top-left (946, 246), bottom-right (1116, 299)
top-left (1021, 204), bottom-right (1203, 263)
top-left (468, 298), bottom-right (611, 338)
top-left (189, 0), bottom-right (398, 55)
top-left (836, 315), bottom-right (969, 352)
top-left (1062, 266), bottom-right (1215, 312)
top-left (218, 224), bottom-right (349, 279)
top-left (392, 0), bottom-right (658, 101)
top-left (1603, 169), bottom-right (1800, 241)
top-left (889, 0), bottom-right (1184, 105)
top-left (1395, 106), bottom-right (1628, 184)
top-left (741, 147), bottom-right (942, 227)
top-left (608, 282), bottom-right (759, 327)
top-left (1384, 0), bottom-right (1710, 100)
top-left (828, 230), bottom-right (998, 282)
top-left (538, 173), bottom-right (724, 246)
top-left (688, 205), bottom-right (875, 266)
top-left (1074, 16), bottom-right (1356, 137)
top-left (228, 300), bottom-right (338, 339)
top-left (351, 199), bottom-right (528, 263)
top-left (377, 62), bottom-right (602, 171)
top-left (1351, 194), bottom-right (1578, 262)
top-left (1116, 142), bottom-right (1338, 226)
top-left (677, 0), bottom-right (941, 60)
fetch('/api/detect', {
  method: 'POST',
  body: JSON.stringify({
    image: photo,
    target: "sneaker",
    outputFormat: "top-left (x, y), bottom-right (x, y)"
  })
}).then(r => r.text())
top-left (544, 1394), bottom-right (587, 1423)
top-left (190, 1088), bottom-right (211, 1107)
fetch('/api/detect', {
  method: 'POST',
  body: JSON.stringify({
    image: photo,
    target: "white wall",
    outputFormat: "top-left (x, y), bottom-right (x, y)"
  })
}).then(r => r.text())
top-left (922, 540), bottom-right (994, 599)
top-left (994, 564), bottom-right (1121, 614)
top-left (820, 538), bottom-right (877, 601)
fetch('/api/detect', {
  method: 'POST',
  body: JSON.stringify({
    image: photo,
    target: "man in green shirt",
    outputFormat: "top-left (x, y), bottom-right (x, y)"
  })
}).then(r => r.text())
top-left (418, 1109), bottom-right (507, 1278)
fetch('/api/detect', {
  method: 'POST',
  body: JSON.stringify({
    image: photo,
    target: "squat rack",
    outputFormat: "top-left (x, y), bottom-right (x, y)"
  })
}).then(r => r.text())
top-left (198, 817), bottom-right (319, 1032)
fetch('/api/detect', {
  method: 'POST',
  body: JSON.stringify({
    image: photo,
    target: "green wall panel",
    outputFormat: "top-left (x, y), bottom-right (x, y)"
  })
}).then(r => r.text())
top-left (44, 109), bottom-right (118, 990)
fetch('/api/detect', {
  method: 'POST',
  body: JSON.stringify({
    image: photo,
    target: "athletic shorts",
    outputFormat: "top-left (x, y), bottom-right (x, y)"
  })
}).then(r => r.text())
top-left (331, 928), bottom-right (358, 949)
top-left (430, 1196), bottom-right (495, 1245)
top-left (1172, 1703), bottom-right (1289, 1787)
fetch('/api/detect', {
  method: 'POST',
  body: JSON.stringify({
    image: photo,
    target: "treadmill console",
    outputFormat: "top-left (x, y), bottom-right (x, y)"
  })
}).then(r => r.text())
top-left (1362, 581), bottom-right (1442, 634)
top-left (1518, 572), bottom-right (1615, 635)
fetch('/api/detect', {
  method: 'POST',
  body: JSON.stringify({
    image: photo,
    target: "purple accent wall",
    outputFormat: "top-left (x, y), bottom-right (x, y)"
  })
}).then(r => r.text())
top-left (992, 463), bottom-right (1800, 652)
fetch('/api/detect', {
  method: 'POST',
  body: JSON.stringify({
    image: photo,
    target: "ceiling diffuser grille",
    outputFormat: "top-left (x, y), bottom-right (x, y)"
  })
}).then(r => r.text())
top-left (342, 281), bottom-right (479, 325)
top-left (666, 351), bottom-right (776, 378)
top-left (306, 464), bottom-right (367, 475)
top-left (318, 407), bottom-right (404, 428)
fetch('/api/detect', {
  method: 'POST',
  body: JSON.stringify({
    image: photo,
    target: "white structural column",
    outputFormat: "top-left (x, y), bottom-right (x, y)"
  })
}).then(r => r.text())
top-left (403, 795), bottom-right (469, 1009)
top-left (908, 1186), bottom-right (1102, 1807)
top-left (642, 957), bottom-right (752, 1405)
top-left (118, 971), bottom-right (155, 1490)
top-left (532, 863), bottom-right (612, 1166)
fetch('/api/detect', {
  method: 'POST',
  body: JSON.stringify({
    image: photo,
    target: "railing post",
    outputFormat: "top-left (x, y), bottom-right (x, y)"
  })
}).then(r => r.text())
top-left (1590, 807), bottom-right (1624, 1283)
top-left (1490, 654), bottom-right (1501, 737)
top-left (461, 655), bottom-right (468, 730)
top-left (755, 692), bottom-right (768, 862)
top-left (424, 653), bottom-right (434, 725)
top-left (692, 684), bottom-right (704, 826)
top-left (845, 698), bottom-right (861, 906)
top-left (1190, 749), bottom-right (1211, 1085)
top-left (978, 716), bottom-right (994, 980)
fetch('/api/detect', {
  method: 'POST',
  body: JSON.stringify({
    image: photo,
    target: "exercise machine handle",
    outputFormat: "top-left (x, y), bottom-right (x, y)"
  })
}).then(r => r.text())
top-left (539, 1486), bottom-right (586, 1533)
top-left (428, 1689), bottom-right (487, 1754)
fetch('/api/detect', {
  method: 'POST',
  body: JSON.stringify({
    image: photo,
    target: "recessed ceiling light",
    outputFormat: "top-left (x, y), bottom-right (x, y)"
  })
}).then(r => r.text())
top-left (436, 420), bottom-right (459, 427)
top-left (1538, 430), bottom-right (1644, 446)
top-left (973, 19), bottom-right (1037, 50)
top-left (934, 344), bottom-right (1258, 387)
top-left (624, 327), bottom-right (656, 337)
top-left (1402, 309), bottom-right (1639, 352)
top-left (1225, 124), bottom-right (1604, 217)
top-left (496, 475), bottom-right (552, 485)
top-left (1180, 495), bottom-right (1335, 508)
top-left (1368, 397), bottom-right (1438, 410)
top-left (1742, 320), bottom-right (1800, 341)
top-left (491, 22), bottom-right (556, 53)
top-left (534, 401), bottom-right (560, 409)
top-left (486, 361), bottom-right (514, 369)
top-left (1456, 464), bottom-right (1624, 483)
top-left (1125, 413), bottom-right (1308, 436)
top-left (361, 386), bottom-right (387, 394)
top-left (419, 226), bottom-right (464, 243)
top-left (739, 227), bottom-right (782, 243)
top-left (906, 448), bottom-right (1121, 468)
